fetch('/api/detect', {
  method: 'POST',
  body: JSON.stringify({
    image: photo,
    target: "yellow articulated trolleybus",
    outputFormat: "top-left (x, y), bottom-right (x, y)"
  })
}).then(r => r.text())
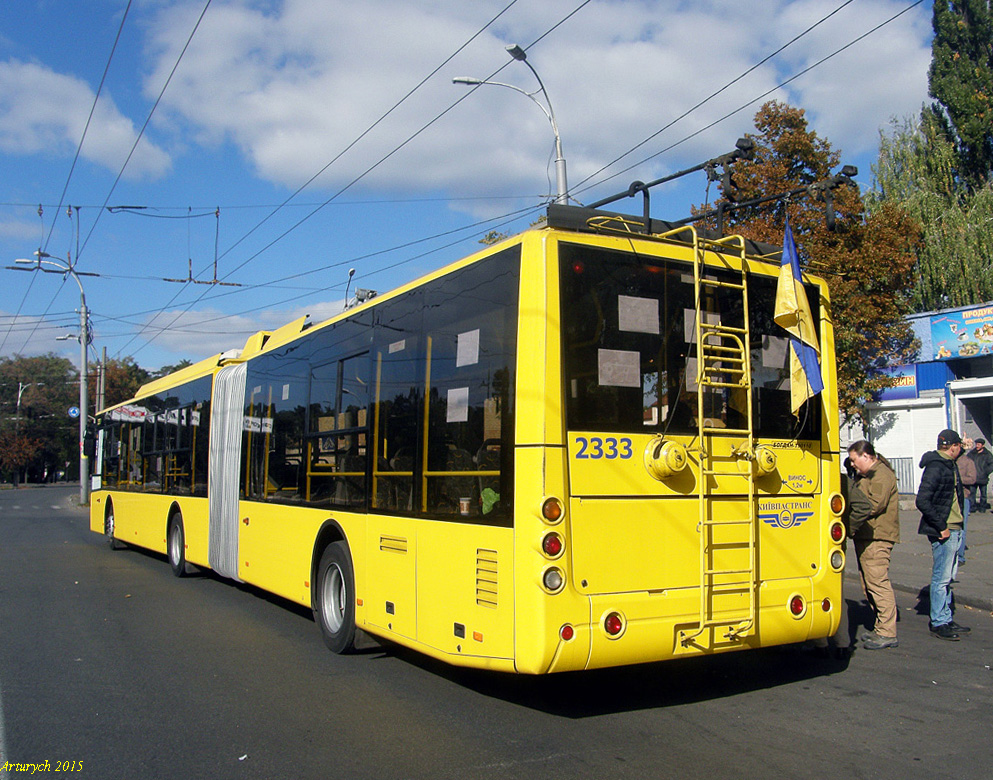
top-left (90, 199), bottom-right (846, 674)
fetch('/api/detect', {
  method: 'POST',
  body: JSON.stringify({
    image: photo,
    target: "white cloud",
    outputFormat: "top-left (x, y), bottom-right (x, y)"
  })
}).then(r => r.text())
top-left (136, 298), bottom-right (347, 360)
top-left (140, 0), bottom-right (931, 208)
top-left (0, 215), bottom-right (44, 242)
top-left (0, 59), bottom-right (171, 180)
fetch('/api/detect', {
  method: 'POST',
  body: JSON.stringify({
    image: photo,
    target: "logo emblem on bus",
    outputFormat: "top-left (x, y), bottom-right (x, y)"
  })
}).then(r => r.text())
top-left (760, 510), bottom-right (814, 529)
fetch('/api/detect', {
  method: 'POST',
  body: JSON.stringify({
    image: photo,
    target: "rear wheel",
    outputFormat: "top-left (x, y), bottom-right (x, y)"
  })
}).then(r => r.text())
top-left (314, 541), bottom-right (356, 654)
top-left (168, 514), bottom-right (192, 577)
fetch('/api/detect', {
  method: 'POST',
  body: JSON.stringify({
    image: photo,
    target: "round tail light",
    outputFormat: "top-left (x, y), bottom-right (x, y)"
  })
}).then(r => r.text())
top-left (822, 598), bottom-right (832, 612)
top-left (604, 612), bottom-right (624, 636)
top-left (559, 624), bottom-right (575, 641)
top-left (542, 532), bottom-right (563, 558)
top-left (789, 595), bottom-right (805, 616)
top-left (830, 493), bottom-right (845, 515)
top-left (542, 567), bottom-right (564, 593)
top-left (542, 497), bottom-right (563, 523)
top-left (830, 522), bottom-right (845, 542)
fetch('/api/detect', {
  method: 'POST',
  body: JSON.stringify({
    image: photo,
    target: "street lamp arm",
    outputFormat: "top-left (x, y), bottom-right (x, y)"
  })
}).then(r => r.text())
top-left (453, 77), bottom-right (555, 128)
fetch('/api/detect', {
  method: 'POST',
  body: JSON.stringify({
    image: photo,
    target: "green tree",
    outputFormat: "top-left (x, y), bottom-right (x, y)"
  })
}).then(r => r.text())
top-left (0, 431), bottom-right (43, 487)
top-left (697, 101), bottom-right (919, 423)
top-left (871, 113), bottom-right (993, 311)
top-left (152, 359), bottom-right (193, 380)
top-left (0, 354), bottom-right (79, 482)
top-left (97, 357), bottom-right (151, 409)
top-left (928, 0), bottom-right (993, 187)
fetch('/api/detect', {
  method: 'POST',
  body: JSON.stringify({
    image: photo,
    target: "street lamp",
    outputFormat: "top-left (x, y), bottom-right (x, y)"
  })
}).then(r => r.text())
top-left (453, 43), bottom-right (569, 204)
top-left (10, 251), bottom-right (96, 505)
top-left (15, 381), bottom-right (45, 430)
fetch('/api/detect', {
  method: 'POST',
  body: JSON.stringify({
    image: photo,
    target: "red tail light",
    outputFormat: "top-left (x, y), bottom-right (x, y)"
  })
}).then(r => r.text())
top-left (830, 522), bottom-right (845, 542)
top-left (604, 612), bottom-right (624, 636)
top-left (789, 595), bottom-right (805, 616)
top-left (542, 532), bottom-right (563, 557)
top-left (559, 624), bottom-right (575, 641)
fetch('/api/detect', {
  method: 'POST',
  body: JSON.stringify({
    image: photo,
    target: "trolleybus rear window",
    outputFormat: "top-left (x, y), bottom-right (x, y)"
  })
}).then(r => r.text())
top-left (559, 242), bottom-right (821, 440)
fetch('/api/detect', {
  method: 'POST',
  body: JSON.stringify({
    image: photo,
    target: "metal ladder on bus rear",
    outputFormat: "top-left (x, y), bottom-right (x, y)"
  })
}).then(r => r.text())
top-left (680, 230), bottom-right (758, 648)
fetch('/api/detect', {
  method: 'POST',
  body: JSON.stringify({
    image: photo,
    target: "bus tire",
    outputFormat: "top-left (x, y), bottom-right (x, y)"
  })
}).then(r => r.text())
top-left (105, 501), bottom-right (124, 550)
top-left (314, 541), bottom-right (357, 654)
top-left (168, 513), bottom-right (192, 577)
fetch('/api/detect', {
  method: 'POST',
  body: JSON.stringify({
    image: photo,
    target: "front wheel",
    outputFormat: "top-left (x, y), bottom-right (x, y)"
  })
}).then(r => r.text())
top-left (314, 541), bottom-right (356, 654)
top-left (105, 502), bottom-right (124, 550)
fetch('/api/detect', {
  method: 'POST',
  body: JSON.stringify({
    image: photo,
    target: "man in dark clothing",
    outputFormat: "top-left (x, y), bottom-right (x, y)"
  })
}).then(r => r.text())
top-left (916, 429), bottom-right (970, 640)
top-left (967, 438), bottom-right (993, 511)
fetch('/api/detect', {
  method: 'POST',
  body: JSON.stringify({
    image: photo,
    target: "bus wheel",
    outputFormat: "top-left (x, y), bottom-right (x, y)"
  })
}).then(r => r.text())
top-left (168, 513), bottom-right (192, 577)
top-left (105, 501), bottom-right (124, 550)
top-left (314, 541), bottom-right (356, 654)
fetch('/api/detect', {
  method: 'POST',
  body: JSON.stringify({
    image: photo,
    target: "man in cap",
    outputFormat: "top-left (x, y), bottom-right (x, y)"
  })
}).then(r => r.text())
top-left (916, 429), bottom-right (970, 640)
top-left (967, 438), bottom-right (993, 512)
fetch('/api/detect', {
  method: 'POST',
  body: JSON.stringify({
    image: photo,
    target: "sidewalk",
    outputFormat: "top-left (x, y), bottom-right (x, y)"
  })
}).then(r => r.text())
top-left (844, 498), bottom-right (993, 614)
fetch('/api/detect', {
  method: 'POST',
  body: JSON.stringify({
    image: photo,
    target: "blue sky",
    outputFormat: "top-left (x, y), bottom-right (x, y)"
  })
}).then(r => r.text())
top-left (1, 0), bottom-right (933, 373)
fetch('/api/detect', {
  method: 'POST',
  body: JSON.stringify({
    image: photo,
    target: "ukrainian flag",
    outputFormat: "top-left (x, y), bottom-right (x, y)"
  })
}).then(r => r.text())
top-left (774, 214), bottom-right (823, 416)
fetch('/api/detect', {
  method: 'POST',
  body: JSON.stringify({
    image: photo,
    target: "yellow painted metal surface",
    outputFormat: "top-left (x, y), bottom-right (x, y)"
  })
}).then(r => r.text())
top-left (88, 219), bottom-right (844, 674)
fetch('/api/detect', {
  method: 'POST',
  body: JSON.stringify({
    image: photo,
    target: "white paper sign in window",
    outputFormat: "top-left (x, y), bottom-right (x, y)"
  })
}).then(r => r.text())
top-left (282, 383), bottom-right (291, 401)
top-left (618, 295), bottom-right (659, 335)
top-left (598, 349), bottom-right (641, 388)
top-left (685, 356), bottom-right (699, 392)
top-left (456, 329), bottom-right (480, 367)
top-left (447, 387), bottom-right (470, 423)
top-left (762, 335), bottom-right (789, 368)
top-left (389, 339), bottom-right (406, 354)
top-left (684, 309), bottom-right (720, 343)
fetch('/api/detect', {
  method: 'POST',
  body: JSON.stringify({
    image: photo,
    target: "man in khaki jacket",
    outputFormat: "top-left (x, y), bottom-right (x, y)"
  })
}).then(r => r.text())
top-left (847, 440), bottom-right (900, 650)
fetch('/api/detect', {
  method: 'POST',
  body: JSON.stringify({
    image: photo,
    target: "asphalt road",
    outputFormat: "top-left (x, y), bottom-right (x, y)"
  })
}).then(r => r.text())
top-left (1, 485), bottom-right (991, 780)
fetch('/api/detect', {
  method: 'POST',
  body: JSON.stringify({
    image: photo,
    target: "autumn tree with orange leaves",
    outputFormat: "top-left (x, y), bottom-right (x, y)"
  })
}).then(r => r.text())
top-left (700, 101), bottom-right (920, 423)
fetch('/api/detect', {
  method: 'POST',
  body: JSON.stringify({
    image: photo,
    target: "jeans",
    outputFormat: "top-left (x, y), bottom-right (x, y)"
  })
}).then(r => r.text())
top-left (930, 529), bottom-right (962, 627)
top-left (978, 481), bottom-right (989, 509)
top-left (956, 497), bottom-right (970, 566)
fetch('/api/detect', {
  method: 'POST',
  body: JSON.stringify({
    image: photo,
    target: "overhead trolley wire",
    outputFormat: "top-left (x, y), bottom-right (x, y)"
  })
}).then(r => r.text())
top-left (570, 0), bottom-right (858, 197)
top-left (118, 0), bottom-right (594, 360)
top-left (77, 0), bottom-right (213, 261)
top-left (3, 0), bottom-right (210, 359)
top-left (0, 4), bottom-right (132, 358)
top-left (212, 0), bottom-right (525, 268)
top-left (41, 0), bottom-right (134, 256)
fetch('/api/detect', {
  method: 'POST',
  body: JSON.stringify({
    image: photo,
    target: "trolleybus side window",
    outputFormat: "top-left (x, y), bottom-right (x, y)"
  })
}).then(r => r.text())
top-left (305, 353), bottom-right (370, 508)
top-left (420, 248), bottom-right (519, 520)
top-left (372, 288), bottom-right (423, 514)
top-left (243, 351), bottom-right (308, 503)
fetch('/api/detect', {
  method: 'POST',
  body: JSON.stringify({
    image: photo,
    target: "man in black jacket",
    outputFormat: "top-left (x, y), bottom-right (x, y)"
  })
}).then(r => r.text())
top-left (967, 438), bottom-right (993, 511)
top-left (917, 429), bottom-right (970, 640)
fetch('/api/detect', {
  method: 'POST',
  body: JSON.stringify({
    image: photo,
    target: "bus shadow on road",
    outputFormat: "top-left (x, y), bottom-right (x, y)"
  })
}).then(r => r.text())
top-left (386, 638), bottom-right (852, 718)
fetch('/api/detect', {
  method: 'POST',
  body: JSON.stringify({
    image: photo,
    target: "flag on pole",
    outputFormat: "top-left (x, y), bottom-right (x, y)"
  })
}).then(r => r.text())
top-left (774, 214), bottom-right (823, 416)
